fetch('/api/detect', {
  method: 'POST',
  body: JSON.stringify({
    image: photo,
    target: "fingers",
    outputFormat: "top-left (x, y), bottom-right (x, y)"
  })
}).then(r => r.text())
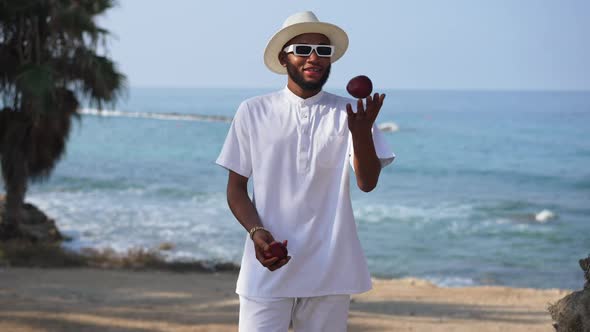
top-left (365, 94), bottom-right (377, 112)
top-left (376, 93), bottom-right (386, 114)
top-left (367, 93), bottom-right (384, 108)
top-left (255, 244), bottom-right (270, 260)
top-left (261, 242), bottom-right (270, 252)
top-left (366, 93), bottom-right (386, 120)
top-left (259, 255), bottom-right (280, 269)
top-left (268, 256), bottom-right (291, 271)
top-left (258, 251), bottom-right (291, 271)
top-left (346, 103), bottom-right (355, 118)
top-left (254, 237), bottom-right (291, 271)
top-left (253, 236), bottom-right (271, 253)
top-left (253, 234), bottom-right (274, 264)
top-left (357, 98), bottom-right (365, 114)
top-left (256, 243), bottom-right (276, 262)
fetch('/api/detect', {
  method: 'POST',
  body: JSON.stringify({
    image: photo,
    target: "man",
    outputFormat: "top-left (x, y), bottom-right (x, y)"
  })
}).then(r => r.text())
top-left (216, 11), bottom-right (395, 332)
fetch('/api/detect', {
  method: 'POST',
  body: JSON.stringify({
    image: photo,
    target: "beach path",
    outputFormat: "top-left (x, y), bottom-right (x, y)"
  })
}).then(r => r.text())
top-left (0, 268), bottom-right (568, 331)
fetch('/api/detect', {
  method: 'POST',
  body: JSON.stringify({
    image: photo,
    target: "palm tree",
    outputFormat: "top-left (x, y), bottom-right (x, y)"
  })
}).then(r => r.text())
top-left (0, 0), bottom-right (125, 238)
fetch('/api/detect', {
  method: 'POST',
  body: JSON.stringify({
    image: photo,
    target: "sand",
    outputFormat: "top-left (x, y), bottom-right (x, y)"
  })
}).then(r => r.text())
top-left (0, 268), bottom-right (569, 331)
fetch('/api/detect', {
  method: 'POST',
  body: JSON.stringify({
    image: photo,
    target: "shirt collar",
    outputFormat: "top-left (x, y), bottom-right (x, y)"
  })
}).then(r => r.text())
top-left (282, 86), bottom-right (325, 106)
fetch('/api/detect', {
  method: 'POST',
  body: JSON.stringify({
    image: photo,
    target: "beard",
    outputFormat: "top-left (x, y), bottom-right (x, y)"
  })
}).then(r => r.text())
top-left (286, 62), bottom-right (331, 91)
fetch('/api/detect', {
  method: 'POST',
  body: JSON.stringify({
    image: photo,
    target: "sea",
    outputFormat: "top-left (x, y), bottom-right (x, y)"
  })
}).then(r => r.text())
top-left (18, 87), bottom-right (590, 290)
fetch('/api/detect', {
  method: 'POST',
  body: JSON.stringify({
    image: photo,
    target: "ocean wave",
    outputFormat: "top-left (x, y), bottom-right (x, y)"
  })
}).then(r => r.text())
top-left (533, 209), bottom-right (557, 223)
top-left (354, 201), bottom-right (561, 240)
top-left (354, 202), bottom-right (474, 225)
top-left (410, 166), bottom-right (572, 188)
top-left (80, 108), bottom-right (232, 123)
top-left (48, 175), bottom-right (140, 192)
top-left (422, 275), bottom-right (477, 287)
top-left (27, 189), bottom-right (243, 265)
top-left (474, 201), bottom-right (561, 224)
top-left (377, 121), bottom-right (399, 132)
top-left (39, 175), bottom-right (221, 200)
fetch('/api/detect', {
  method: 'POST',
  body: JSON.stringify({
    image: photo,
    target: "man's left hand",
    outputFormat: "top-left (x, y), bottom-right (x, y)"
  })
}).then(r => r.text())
top-left (346, 93), bottom-right (386, 136)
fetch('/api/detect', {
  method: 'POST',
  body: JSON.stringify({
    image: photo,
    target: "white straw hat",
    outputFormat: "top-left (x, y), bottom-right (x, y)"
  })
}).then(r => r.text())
top-left (264, 11), bottom-right (349, 75)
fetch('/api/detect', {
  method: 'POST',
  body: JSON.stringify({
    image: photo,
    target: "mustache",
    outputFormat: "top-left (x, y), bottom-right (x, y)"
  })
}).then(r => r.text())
top-left (286, 63), bottom-right (331, 91)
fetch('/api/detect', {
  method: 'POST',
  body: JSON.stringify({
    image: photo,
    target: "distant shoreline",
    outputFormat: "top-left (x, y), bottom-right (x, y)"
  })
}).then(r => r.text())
top-left (79, 108), bottom-right (233, 123)
top-left (3, 239), bottom-right (576, 292)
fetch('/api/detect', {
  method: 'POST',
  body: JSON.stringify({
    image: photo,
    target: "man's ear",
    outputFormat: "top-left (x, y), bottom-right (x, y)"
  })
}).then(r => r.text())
top-left (278, 52), bottom-right (287, 67)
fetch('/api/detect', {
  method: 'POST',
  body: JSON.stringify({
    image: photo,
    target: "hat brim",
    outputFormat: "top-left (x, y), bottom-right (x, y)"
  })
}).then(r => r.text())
top-left (264, 22), bottom-right (349, 75)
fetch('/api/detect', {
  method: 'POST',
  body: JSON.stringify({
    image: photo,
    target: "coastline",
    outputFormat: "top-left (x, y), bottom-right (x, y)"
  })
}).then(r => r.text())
top-left (0, 267), bottom-right (569, 332)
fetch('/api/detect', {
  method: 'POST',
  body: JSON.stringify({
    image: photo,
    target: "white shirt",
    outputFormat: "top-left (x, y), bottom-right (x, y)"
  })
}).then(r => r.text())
top-left (216, 87), bottom-right (395, 297)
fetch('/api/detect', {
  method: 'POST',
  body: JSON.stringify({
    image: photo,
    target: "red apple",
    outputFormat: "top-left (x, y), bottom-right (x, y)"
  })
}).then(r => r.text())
top-left (264, 242), bottom-right (288, 260)
top-left (346, 75), bottom-right (373, 99)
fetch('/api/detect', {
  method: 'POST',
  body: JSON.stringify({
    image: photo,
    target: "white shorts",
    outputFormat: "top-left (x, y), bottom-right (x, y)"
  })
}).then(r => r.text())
top-left (238, 294), bottom-right (351, 332)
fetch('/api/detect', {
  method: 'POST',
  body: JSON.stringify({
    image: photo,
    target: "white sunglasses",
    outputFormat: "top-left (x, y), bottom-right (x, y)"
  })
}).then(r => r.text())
top-left (283, 44), bottom-right (335, 57)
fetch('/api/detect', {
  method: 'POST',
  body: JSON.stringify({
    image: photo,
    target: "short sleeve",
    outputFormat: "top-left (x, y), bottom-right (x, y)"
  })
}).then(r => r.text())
top-left (349, 124), bottom-right (395, 171)
top-left (216, 102), bottom-right (252, 177)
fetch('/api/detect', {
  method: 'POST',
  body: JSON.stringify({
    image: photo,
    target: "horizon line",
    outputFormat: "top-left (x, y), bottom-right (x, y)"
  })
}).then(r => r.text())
top-left (124, 85), bottom-right (590, 93)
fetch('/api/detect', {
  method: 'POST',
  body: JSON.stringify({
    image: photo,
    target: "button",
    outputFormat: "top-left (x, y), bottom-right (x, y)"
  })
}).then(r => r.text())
top-left (303, 114), bottom-right (308, 119)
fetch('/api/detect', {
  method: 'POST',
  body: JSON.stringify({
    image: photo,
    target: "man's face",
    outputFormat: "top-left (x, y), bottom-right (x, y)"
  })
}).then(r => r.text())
top-left (280, 33), bottom-right (332, 91)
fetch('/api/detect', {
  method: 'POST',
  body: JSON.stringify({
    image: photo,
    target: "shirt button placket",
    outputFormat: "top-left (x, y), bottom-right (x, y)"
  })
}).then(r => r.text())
top-left (299, 105), bottom-right (311, 172)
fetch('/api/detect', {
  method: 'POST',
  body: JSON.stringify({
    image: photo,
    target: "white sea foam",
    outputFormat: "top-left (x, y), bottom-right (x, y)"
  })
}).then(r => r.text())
top-left (534, 209), bottom-right (557, 223)
top-left (27, 186), bottom-right (565, 288)
top-left (423, 276), bottom-right (477, 287)
top-left (354, 201), bottom-right (558, 239)
top-left (79, 108), bottom-right (232, 123)
top-left (26, 189), bottom-right (242, 264)
top-left (354, 202), bottom-right (474, 225)
top-left (378, 121), bottom-right (399, 132)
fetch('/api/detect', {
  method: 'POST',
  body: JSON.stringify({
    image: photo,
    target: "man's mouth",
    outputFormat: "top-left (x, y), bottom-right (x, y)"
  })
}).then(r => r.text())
top-left (303, 67), bottom-right (323, 78)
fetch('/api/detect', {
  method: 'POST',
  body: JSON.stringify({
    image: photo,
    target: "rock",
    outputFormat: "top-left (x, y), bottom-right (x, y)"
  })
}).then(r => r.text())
top-left (582, 257), bottom-right (590, 290)
top-left (548, 255), bottom-right (590, 331)
top-left (0, 195), bottom-right (63, 243)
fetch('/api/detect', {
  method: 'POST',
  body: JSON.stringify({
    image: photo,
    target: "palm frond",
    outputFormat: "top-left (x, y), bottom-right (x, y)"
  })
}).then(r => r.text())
top-left (15, 64), bottom-right (54, 99)
top-left (1, 0), bottom-right (125, 166)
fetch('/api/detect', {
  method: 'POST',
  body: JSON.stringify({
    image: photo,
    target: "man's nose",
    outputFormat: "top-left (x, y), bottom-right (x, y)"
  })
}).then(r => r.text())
top-left (307, 50), bottom-right (320, 61)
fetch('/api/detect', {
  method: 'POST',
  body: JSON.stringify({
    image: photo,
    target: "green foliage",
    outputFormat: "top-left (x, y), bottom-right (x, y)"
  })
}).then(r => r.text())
top-left (0, 1), bottom-right (126, 229)
top-left (15, 64), bottom-right (54, 99)
top-left (0, 0), bottom-right (126, 115)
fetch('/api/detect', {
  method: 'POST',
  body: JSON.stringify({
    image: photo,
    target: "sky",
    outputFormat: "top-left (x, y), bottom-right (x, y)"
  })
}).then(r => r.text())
top-left (99, 0), bottom-right (590, 91)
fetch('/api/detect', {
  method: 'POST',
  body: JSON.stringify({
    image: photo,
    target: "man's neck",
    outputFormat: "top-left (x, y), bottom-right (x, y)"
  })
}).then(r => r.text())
top-left (287, 81), bottom-right (322, 99)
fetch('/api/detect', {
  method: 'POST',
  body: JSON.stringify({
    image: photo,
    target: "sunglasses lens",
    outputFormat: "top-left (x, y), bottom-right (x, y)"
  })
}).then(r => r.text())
top-left (316, 46), bottom-right (333, 56)
top-left (294, 45), bottom-right (312, 55)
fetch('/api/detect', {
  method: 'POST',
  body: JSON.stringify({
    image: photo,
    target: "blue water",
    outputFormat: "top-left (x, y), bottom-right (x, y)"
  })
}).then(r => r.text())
top-left (20, 87), bottom-right (590, 290)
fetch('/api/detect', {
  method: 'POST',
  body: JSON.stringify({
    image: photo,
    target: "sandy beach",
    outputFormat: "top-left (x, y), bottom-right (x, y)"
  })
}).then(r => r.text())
top-left (0, 267), bottom-right (569, 331)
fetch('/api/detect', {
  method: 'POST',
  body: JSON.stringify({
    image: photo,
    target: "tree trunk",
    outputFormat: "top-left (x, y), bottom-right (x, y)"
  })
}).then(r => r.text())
top-left (0, 113), bottom-right (30, 235)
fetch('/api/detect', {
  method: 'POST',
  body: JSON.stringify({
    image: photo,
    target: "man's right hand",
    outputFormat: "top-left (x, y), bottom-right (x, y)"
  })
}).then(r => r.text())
top-left (252, 230), bottom-right (291, 271)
